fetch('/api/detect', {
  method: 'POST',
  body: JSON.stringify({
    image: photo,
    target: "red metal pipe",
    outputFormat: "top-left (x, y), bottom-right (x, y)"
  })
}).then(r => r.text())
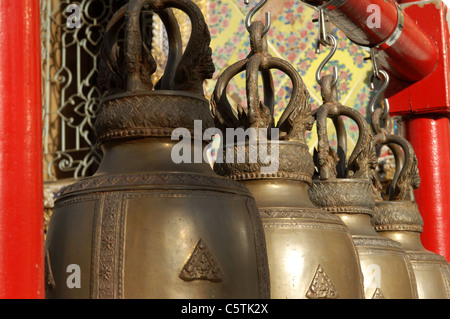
top-left (0, 0), bottom-right (44, 298)
top-left (301, 0), bottom-right (439, 82)
top-left (404, 116), bottom-right (450, 262)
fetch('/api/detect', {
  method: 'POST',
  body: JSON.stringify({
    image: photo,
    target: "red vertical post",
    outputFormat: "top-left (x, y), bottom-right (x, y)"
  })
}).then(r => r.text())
top-left (404, 117), bottom-right (450, 261)
top-left (0, 0), bottom-right (44, 298)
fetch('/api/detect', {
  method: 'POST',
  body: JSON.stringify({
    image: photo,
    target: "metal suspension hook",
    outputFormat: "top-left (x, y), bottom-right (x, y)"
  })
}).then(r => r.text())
top-left (244, 0), bottom-right (271, 37)
top-left (315, 34), bottom-right (339, 87)
top-left (369, 69), bottom-right (391, 118)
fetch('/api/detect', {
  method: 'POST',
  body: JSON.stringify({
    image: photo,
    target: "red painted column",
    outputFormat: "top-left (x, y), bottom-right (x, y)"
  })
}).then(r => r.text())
top-left (404, 117), bottom-right (450, 261)
top-left (0, 1), bottom-right (44, 298)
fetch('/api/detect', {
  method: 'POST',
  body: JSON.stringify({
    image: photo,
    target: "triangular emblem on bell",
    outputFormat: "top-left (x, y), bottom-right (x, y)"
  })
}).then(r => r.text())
top-left (308, 74), bottom-right (418, 299)
top-left (212, 18), bottom-right (364, 298)
top-left (179, 239), bottom-right (224, 282)
top-left (306, 265), bottom-right (339, 299)
top-left (44, 0), bottom-right (270, 299)
top-left (371, 108), bottom-right (450, 299)
top-left (371, 288), bottom-right (385, 299)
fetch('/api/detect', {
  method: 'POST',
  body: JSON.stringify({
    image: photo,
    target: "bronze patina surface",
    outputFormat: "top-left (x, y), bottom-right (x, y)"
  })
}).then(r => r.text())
top-left (308, 75), bottom-right (418, 299)
top-left (45, 0), bottom-right (270, 299)
top-left (371, 108), bottom-right (450, 299)
top-left (212, 18), bottom-right (364, 299)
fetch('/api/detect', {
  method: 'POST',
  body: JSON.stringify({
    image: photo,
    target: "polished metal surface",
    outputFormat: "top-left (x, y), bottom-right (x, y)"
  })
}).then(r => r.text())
top-left (308, 76), bottom-right (418, 299)
top-left (45, 0), bottom-right (270, 299)
top-left (375, 206), bottom-right (450, 299)
top-left (212, 17), bottom-right (364, 299)
top-left (46, 137), bottom-right (270, 299)
top-left (371, 108), bottom-right (450, 299)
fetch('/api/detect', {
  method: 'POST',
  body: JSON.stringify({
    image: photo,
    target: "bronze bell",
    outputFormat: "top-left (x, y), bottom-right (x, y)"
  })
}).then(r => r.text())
top-left (44, 0), bottom-right (270, 299)
top-left (371, 108), bottom-right (450, 299)
top-left (212, 21), bottom-right (364, 299)
top-left (308, 75), bottom-right (418, 299)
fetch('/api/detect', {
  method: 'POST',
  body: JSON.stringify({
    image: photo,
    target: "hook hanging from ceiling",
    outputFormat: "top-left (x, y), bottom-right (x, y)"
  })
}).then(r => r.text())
top-left (315, 34), bottom-right (338, 87)
top-left (314, 7), bottom-right (338, 87)
top-left (244, 0), bottom-right (271, 37)
top-left (369, 48), bottom-right (390, 118)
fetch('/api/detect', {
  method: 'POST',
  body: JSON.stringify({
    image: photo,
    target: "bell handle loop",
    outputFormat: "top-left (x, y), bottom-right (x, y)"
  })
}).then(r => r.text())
top-left (212, 59), bottom-right (275, 130)
top-left (155, 0), bottom-right (215, 95)
top-left (312, 107), bottom-right (348, 178)
top-left (154, 9), bottom-right (183, 90)
top-left (213, 20), bottom-right (275, 130)
top-left (212, 59), bottom-right (249, 128)
top-left (387, 142), bottom-right (405, 200)
top-left (244, 52), bottom-right (312, 141)
top-left (246, 54), bottom-right (267, 128)
top-left (125, 0), bottom-right (159, 91)
top-left (315, 34), bottom-right (339, 87)
top-left (373, 131), bottom-right (417, 201)
top-left (371, 105), bottom-right (394, 135)
top-left (332, 116), bottom-right (348, 178)
top-left (316, 102), bottom-right (370, 180)
top-left (102, 0), bottom-right (213, 94)
top-left (244, 0), bottom-right (271, 37)
top-left (261, 68), bottom-right (275, 117)
top-left (371, 108), bottom-right (402, 198)
top-left (266, 58), bottom-right (305, 126)
top-left (100, 5), bottom-right (128, 84)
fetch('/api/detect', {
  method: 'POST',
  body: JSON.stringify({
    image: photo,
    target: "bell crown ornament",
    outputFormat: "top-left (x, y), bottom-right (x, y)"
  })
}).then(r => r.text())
top-left (309, 74), bottom-right (378, 216)
top-left (370, 106), bottom-right (424, 232)
top-left (211, 17), bottom-right (315, 184)
top-left (95, 0), bottom-right (215, 144)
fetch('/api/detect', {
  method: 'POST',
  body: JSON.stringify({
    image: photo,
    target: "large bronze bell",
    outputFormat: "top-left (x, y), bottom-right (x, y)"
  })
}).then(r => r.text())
top-left (308, 75), bottom-right (418, 299)
top-left (44, 0), bottom-right (270, 299)
top-left (212, 21), bottom-right (364, 299)
top-left (370, 108), bottom-right (450, 299)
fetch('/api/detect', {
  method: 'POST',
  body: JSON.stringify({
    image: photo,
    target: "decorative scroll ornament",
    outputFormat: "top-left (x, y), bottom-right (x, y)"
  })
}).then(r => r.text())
top-left (95, 0), bottom-right (216, 144)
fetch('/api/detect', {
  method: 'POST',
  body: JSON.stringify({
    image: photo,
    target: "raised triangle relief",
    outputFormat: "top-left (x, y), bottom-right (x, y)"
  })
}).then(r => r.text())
top-left (179, 239), bottom-right (223, 282)
top-left (306, 264), bottom-right (339, 299)
top-left (371, 288), bottom-right (385, 299)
